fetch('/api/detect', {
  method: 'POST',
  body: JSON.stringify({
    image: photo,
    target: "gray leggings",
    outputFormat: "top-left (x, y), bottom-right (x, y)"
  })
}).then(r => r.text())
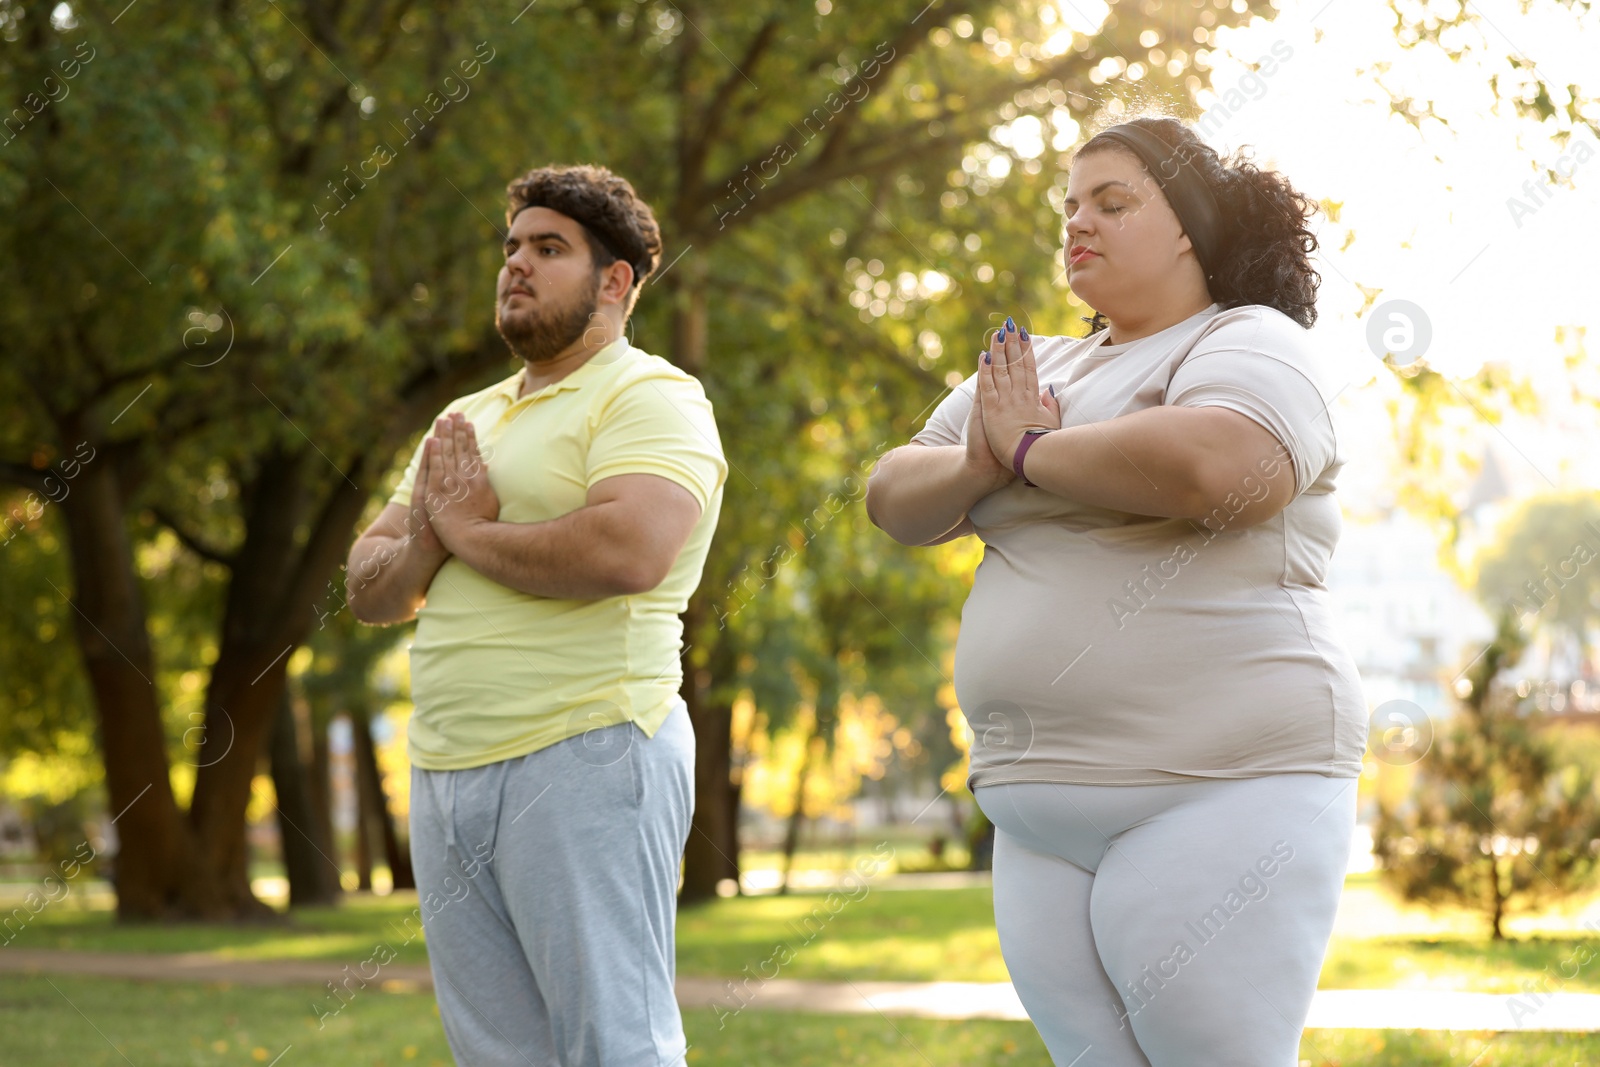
top-left (974, 773), bottom-right (1357, 1067)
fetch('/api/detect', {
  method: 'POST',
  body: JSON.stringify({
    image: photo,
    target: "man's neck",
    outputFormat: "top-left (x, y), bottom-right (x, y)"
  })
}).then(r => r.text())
top-left (518, 336), bottom-right (621, 398)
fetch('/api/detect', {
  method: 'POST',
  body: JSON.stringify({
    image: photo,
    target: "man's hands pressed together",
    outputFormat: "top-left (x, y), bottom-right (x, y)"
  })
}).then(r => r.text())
top-left (423, 411), bottom-right (501, 554)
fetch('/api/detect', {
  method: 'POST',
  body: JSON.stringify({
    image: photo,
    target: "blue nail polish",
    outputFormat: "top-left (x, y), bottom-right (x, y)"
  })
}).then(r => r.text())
top-left (1048, 384), bottom-right (1056, 397)
top-left (1021, 327), bottom-right (1029, 342)
top-left (984, 353), bottom-right (991, 364)
top-left (1005, 316), bottom-right (1015, 333)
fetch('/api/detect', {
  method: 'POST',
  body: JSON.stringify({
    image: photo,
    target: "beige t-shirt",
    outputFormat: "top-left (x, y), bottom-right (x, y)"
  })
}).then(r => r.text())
top-left (913, 303), bottom-right (1367, 787)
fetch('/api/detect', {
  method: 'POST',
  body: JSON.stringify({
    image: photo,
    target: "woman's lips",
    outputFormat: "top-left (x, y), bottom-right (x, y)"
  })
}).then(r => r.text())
top-left (1069, 248), bottom-right (1099, 265)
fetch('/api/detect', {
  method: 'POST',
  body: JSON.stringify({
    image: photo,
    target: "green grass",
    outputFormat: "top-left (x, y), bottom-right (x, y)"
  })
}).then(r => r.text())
top-left (1296, 1029), bottom-right (1600, 1065)
top-left (675, 886), bottom-right (1007, 982)
top-left (18, 880), bottom-right (1600, 997)
top-left (1320, 934), bottom-right (1600, 993)
top-left (12, 892), bottom-right (438, 967)
top-left (740, 839), bottom-right (974, 874)
top-left (5, 974), bottom-right (1050, 1067)
top-left (8, 974), bottom-right (1600, 1066)
top-left (13, 885), bottom-right (1010, 981)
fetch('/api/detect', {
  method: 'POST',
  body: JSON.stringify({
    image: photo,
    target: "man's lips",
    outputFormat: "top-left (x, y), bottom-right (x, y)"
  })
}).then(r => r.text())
top-left (503, 288), bottom-right (534, 301)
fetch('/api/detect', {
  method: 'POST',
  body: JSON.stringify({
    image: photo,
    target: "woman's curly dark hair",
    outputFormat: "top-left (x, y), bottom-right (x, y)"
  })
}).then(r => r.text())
top-left (505, 164), bottom-right (662, 314)
top-left (1073, 115), bottom-right (1320, 333)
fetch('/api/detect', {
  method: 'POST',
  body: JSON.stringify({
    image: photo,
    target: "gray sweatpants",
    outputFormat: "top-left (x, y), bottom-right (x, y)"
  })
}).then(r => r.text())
top-left (975, 772), bottom-right (1358, 1067)
top-left (409, 699), bottom-right (695, 1067)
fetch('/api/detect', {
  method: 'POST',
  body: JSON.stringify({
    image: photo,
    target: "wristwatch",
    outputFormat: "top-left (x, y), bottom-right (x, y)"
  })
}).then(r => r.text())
top-left (1012, 429), bottom-right (1050, 487)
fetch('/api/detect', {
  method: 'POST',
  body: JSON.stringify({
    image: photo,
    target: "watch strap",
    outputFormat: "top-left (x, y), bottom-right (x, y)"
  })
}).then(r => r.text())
top-left (1012, 430), bottom-right (1049, 487)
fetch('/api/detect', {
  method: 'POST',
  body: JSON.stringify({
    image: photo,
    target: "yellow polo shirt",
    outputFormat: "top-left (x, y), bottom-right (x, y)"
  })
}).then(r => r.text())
top-left (384, 338), bottom-right (726, 770)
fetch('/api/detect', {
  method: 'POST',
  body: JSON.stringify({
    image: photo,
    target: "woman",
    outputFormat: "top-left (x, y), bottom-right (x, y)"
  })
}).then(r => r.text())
top-left (864, 115), bottom-right (1367, 1066)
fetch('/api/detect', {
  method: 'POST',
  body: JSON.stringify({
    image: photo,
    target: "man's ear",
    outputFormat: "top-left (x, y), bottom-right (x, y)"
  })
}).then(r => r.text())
top-left (600, 260), bottom-right (635, 305)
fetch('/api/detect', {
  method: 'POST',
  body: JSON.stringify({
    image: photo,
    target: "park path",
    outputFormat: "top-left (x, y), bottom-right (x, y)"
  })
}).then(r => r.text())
top-left (3, 948), bottom-right (1599, 1032)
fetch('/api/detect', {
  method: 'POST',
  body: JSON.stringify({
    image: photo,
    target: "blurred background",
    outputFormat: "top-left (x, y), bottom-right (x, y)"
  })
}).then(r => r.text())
top-left (2, 0), bottom-right (1598, 1063)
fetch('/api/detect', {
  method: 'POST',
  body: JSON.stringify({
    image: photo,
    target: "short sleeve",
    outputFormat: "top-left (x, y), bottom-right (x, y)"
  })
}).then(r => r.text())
top-left (909, 376), bottom-right (976, 447)
top-left (587, 373), bottom-right (727, 511)
top-left (1166, 347), bottom-right (1335, 497)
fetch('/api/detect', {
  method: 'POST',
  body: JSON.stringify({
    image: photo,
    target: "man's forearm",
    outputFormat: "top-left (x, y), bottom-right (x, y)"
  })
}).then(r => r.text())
top-left (865, 445), bottom-right (1008, 546)
top-left (347, 535), bottom-right (450, 624)
top-left (445, 506), bottom-right (650, 600)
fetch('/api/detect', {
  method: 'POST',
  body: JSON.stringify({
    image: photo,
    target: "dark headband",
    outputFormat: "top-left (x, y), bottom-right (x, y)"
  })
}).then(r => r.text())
top-left (1091, 123), bottom-right (1224, 281)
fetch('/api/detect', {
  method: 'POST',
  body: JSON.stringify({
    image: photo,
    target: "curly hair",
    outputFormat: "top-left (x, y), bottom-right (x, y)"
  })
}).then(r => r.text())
top-left (1073, 115), bottom-right (1320, 333)
top-left (505, 164), bottom-right (663, 315)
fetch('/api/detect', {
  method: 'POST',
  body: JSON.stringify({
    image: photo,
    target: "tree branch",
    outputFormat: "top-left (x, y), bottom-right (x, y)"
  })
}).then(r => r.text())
top-left (150, 506), bottom-right (238, 567)
top-left (680, 17), bottom-right (782, 196)
top-left (691, 49), bottom-right (1087, 239)
top-left (0, 461), bottom-right (51, 496)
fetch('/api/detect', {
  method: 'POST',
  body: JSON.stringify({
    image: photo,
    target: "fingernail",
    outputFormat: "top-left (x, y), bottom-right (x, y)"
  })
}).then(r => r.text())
top-left (983, 352), bottom-right (991, 364)
top-left (1005, 316), bottom-right (1015, 333)
top-left (1048, 384), bottom-right (1056, 397)
top-left (1020, 327), bottom-right (1029, 342)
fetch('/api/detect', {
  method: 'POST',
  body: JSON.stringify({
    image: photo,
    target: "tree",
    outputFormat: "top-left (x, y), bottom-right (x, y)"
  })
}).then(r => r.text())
top-left (298, 609), bottom-right (415, 892)
top-left (1, 0), bottom-right (1279, 918)
top-left (627, 0), bottom-right (1282, 901)
top-left (1, 1), bottom-right (552, 918)
top-left (1474, 492), bottom-right (1600, 681)
top-left (1373, 608), bottom-right (1600, 939)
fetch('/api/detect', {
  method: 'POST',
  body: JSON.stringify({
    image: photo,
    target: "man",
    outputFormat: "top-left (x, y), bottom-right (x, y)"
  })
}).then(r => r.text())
top-left (346, 163), bottom-right (726, 1067)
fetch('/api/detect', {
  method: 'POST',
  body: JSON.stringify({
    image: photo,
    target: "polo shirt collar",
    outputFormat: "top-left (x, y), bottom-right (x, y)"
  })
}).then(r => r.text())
top-left (492, 338), bottom-right (633, 404)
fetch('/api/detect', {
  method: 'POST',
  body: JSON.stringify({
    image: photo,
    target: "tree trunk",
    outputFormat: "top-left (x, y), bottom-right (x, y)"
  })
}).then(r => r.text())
top-left (352, 713), bottom-right (373, 891)
top-left (355, 762), bottom-right (374, 892)
top-left (780, 675), bottom-right (838, 895)
top-left (311, 716), bottom-right (336, 874)
top-left (351, 705), bottom-right (414, 890)
top-left (183, 444), bottom-right (369, 920)
top-left (667, 258), bottom-right (746, 905)
top-left (678, 593), bottom-right (740, 903)
top-left (269, 687), bottom-right (341, 906)
top-left (57, 455), bottom-right (206, 919)
top-left (778, 727), bottom-right (820, 897)
top-left (185, 649), bottom-right (293, 920)
top-left (1490, 856), bottom-right (1507, 940)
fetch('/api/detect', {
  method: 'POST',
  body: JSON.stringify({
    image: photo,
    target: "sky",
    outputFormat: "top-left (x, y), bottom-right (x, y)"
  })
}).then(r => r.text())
top-left (1051, 0), bottom-right (1600, 522)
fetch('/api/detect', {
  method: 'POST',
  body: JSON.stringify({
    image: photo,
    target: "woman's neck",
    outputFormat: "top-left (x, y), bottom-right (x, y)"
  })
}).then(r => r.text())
top-left (1103, 295), bottom-right (1215, 345)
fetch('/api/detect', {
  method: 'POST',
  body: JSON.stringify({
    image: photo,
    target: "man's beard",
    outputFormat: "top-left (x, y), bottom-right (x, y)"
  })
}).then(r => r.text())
top-left (494, 273), bottom-right (599, 364)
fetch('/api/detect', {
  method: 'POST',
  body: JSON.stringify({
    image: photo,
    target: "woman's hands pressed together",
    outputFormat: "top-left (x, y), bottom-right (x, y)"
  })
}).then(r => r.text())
top-left (977, 317), bottom-right (1061, 475)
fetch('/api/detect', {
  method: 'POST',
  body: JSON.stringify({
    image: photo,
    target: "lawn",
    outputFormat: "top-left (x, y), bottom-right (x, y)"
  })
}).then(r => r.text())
top-left (10, 974), bottom-right (1600, 1067)
top-left (17, 876), bottom-right (1600, 995)
top-left (3, 973), bottom-right (1054, 1067)
top-left (13, 873), bottom-right (1600, 1066)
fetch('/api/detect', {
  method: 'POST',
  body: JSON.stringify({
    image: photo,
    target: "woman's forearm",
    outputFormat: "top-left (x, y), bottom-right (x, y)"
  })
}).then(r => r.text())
top-left (865, 444), bottom-right (1010, 546)
top-left (1019, 406), bottom-right (1216, 518)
